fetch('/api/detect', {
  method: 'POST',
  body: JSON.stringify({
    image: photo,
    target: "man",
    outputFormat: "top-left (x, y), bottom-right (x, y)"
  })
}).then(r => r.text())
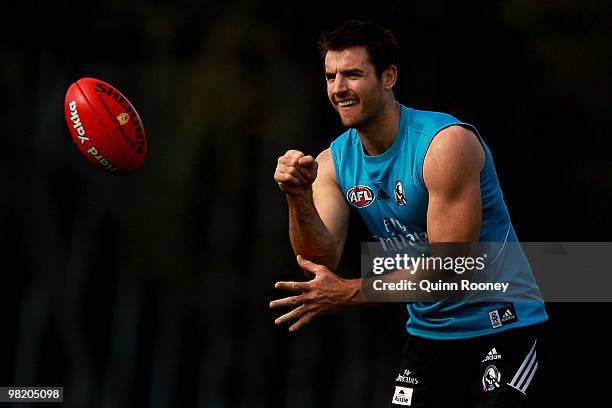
top-left (270, 20), bottom-right (548, 407)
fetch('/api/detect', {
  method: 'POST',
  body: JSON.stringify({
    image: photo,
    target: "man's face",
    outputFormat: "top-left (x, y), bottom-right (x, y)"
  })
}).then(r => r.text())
top-left (324, 46), bottom-right (386, 129)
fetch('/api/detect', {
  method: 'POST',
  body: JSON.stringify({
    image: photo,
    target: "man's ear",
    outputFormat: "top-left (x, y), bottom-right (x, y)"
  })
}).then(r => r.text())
top-left (382, 65), bottom-right (398, 91)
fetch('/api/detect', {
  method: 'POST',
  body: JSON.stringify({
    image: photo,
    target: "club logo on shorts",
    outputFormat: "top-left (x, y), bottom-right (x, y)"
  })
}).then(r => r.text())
top-left (347, 185), bottom-right (375, 208)
top-left (482, 365), bottom-right (501, 392)
top-left (394, 179), bottom-right (407, 206)
top-left (391, 386), bottom-right (413, 406)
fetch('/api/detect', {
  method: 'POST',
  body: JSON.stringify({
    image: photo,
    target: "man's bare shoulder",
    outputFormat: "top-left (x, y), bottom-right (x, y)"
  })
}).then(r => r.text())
top-left (316, 148), bottom-right (332, 164)
top-left (424, 125), bottom-right (485, 190)
top-left (431, 125), bottom-right (482, 156)
top-left (316, 149), bottom-right (334, 174)
top-left (428, 126), bottom-right (484, 168)
top-left (314, 148), bottom-right (340, 187)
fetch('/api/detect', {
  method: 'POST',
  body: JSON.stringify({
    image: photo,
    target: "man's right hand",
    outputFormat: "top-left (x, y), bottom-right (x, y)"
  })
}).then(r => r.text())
top-left (274, 150), bottom-right (318, 197)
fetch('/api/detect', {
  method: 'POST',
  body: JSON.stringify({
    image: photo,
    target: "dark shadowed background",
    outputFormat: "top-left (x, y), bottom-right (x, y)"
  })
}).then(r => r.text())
top-left (1, 0), bottom-right (611, 407)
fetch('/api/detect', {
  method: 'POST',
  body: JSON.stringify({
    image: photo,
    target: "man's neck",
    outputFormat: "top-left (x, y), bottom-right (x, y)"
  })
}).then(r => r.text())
top-left (357, 100), bottom-right (401, 156)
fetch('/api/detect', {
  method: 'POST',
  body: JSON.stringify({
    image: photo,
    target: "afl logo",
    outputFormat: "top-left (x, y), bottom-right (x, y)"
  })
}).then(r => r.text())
top-left (347, 185), bottom-right (375, 208)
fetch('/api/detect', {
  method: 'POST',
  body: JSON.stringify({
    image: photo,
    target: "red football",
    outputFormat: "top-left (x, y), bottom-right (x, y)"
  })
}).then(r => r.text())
top-left (64, 77), bottom-right (147, 175)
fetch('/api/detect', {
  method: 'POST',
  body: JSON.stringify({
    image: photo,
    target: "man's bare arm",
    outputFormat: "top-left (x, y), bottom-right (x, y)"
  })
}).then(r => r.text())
top-left (424, 125), bottom-right (485, 243)
top-left (275, 148), bottom-right (349, 270)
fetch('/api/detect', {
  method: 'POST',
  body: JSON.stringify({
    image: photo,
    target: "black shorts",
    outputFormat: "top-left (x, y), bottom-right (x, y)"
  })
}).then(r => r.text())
top-left (388, 323), bottom-right (546, 407)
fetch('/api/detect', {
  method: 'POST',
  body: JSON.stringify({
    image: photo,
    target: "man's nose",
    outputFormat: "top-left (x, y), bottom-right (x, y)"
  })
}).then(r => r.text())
top-left (333, 76), bottom-right (348, 94)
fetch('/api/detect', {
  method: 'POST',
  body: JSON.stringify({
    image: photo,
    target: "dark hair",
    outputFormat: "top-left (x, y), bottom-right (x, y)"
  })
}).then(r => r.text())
top-left (318, 20), bottom-right (399, 77)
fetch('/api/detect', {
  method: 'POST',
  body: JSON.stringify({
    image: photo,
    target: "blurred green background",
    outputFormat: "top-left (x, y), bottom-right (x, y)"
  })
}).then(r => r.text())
top-left (1, 0), bottom-right (611, 406)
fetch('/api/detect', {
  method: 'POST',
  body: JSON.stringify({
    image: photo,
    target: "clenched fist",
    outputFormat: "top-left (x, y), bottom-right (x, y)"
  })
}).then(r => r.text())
top-left (274, 150), bottom-right (318, 197)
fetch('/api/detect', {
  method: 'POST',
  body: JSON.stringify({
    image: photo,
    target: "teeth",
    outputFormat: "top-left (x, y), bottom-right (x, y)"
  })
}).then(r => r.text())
top-left (338, 100), bottom-right (357, 107)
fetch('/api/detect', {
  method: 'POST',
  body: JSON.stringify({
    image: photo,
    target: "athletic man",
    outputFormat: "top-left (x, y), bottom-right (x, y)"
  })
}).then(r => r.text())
top-left (270, 20), bottom-right (548, 407)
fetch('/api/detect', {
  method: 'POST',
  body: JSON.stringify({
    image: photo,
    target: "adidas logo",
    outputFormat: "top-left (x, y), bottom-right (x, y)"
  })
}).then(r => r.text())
top-left (377, 189), bottom-right (390, 200)
top-left (501, 309), bottom-right (515, 323)
top-left (489, 305), bottom-right (518, 329)
top-left (482, 347), bottom-right (502, 362)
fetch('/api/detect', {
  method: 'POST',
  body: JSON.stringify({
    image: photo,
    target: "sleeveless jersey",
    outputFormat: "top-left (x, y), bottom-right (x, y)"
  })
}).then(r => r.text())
top-left (330, 105), bottom-right (548, 339)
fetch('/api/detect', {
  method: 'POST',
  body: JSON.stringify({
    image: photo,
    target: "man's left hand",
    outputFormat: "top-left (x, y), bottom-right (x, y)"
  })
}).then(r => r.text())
top-left (270, 255), bottom-right (361, 332)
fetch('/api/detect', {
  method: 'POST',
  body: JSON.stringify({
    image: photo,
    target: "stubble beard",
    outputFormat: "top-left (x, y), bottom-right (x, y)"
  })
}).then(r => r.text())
top-left (339, 98), bottom-right (385, 131)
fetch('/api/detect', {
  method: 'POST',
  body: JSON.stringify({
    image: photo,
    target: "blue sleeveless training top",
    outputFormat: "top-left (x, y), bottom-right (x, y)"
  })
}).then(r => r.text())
top-left (330, 105), bottom-right (548, 339)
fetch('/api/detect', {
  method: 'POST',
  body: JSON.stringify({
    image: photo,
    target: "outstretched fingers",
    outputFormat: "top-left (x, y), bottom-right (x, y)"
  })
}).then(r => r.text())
top-left (274, 304), bottom-right (306, 325)
top-left (274, 281), bottom-right (311, 291)
top-left (269, 294), bottom-right (304, 309)
top-left (272, 303), bottom-right (320, 332)
top-left (289, 309), bottom-right (318, 332)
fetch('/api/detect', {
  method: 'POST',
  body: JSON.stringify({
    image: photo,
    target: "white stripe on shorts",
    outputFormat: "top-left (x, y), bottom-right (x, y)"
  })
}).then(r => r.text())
top-left (507, 339), bottom-right (538, 394)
